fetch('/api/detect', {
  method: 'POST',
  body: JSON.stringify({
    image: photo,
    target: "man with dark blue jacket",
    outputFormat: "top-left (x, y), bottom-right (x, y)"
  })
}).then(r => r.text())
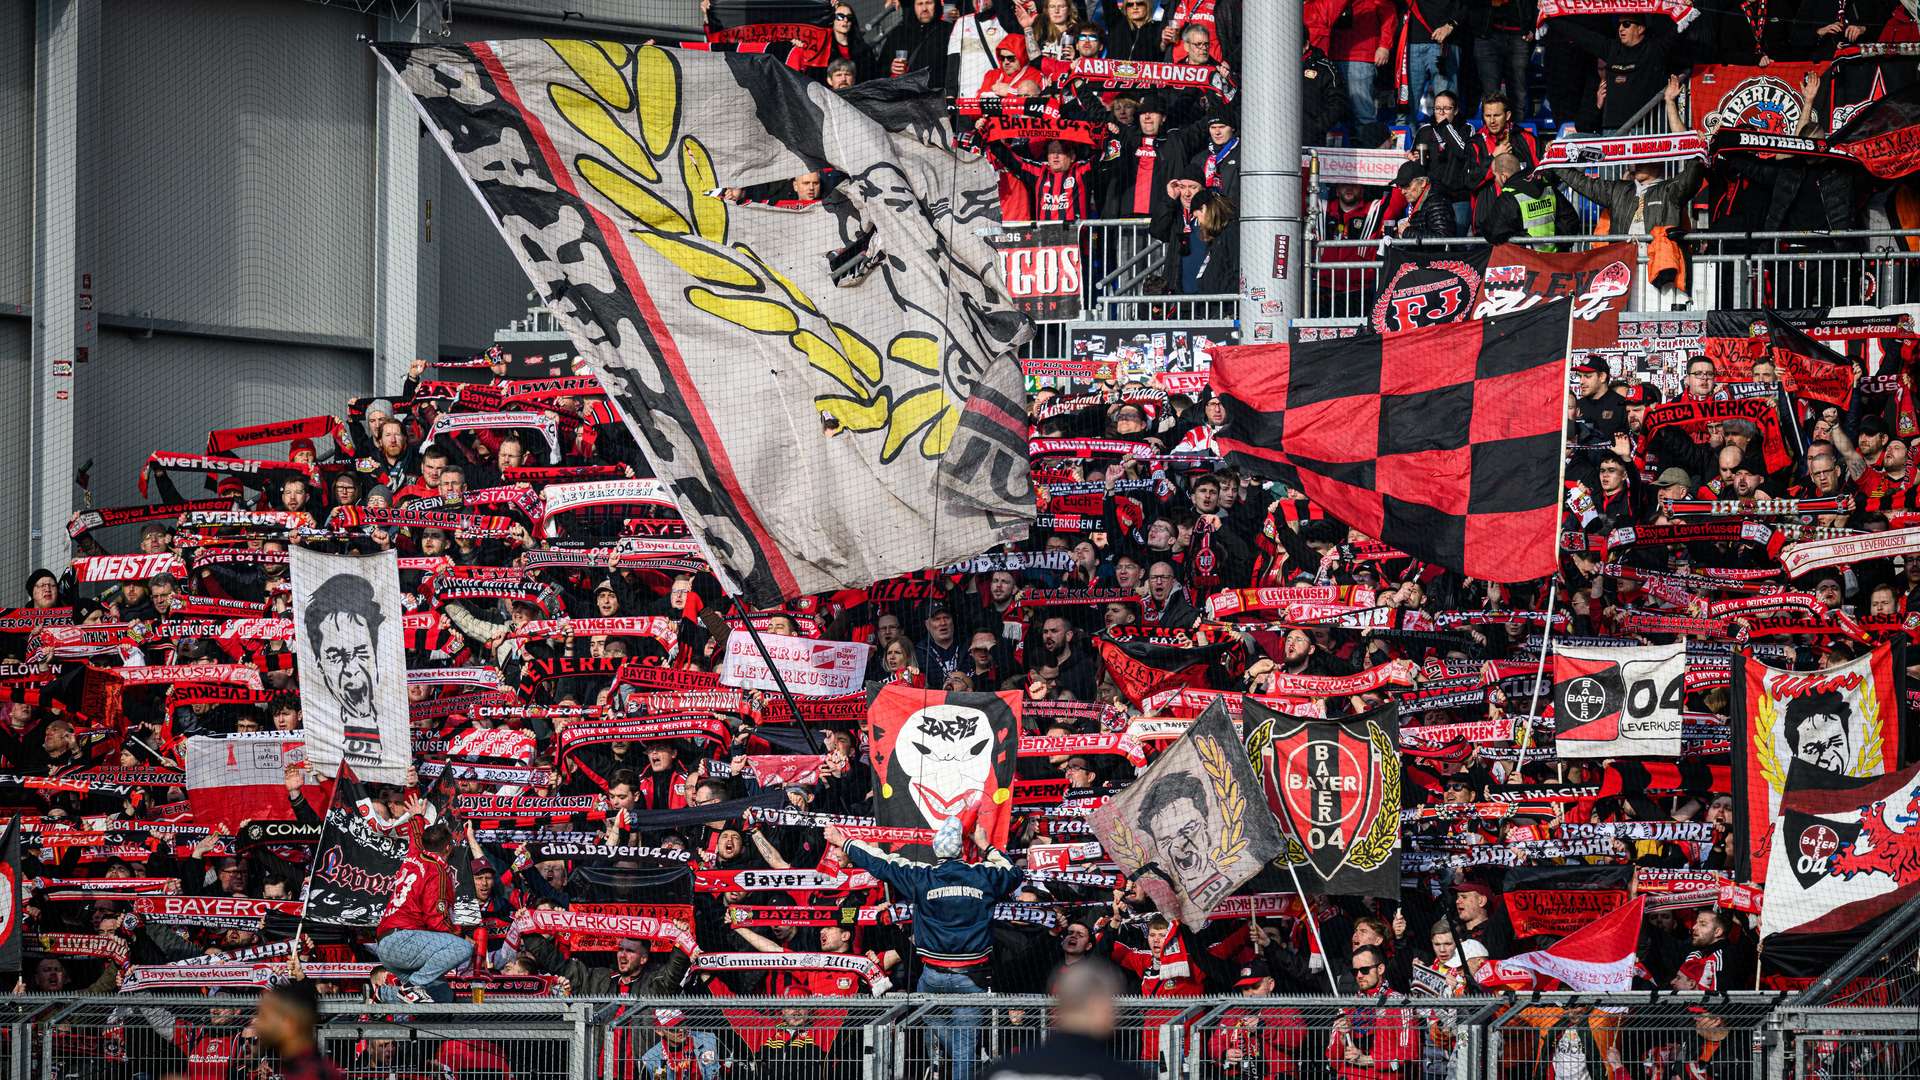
top-left (828, 815), bottom-right (1024, 1080)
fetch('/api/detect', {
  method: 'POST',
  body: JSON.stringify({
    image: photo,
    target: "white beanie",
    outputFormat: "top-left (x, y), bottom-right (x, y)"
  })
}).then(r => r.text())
top-left (932, 815), bottom-right (965, 858)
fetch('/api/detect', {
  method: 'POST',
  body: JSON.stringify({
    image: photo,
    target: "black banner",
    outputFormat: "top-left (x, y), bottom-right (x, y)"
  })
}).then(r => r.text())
top-left (1369, 247), bottom-right (1490, 334)
top-left (984, 223), bottom-right (1082, 322)
top-left (303, 772), bottom-right (409, 928)
top-left (1243, 701), bottom-right (1402, 898)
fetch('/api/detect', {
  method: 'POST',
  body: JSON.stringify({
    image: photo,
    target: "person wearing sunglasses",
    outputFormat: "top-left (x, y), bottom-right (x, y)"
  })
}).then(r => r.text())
top-left (1105, 0), bottom-right (1165, 59)
top-left (822, 3), bottom-right (881, 83)
top-left (1330, 947), bottom-right (1421, 1078)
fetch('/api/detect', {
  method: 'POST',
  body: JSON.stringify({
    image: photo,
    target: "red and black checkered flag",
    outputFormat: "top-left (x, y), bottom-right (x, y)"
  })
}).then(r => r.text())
top-left (1211, 303), bottom-right (1570, 583)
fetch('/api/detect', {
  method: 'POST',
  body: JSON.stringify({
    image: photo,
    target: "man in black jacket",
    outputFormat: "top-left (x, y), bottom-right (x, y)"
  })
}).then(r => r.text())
top-left (1547, 13), bottom-right (1683, 131)
top-left (1473, 153), bottom-right (1579, 246)
top-left (985, 961), bottom-right (1145, 1080)
top-left (1392, 161), bottom-right (1456, 239)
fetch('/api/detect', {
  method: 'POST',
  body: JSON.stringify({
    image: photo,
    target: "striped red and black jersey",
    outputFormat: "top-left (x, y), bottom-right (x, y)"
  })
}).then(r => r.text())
top-left (1008, 158), bottom-right (1095, 222)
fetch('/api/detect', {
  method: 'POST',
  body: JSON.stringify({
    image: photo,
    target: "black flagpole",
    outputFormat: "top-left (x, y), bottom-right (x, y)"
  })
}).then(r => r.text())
top-left (727, 594), bottom-right (825, 755)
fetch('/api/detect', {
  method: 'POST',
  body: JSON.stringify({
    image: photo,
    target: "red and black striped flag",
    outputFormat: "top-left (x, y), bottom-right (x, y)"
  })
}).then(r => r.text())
top-left (1211, 303), bottom-right (1571, 583)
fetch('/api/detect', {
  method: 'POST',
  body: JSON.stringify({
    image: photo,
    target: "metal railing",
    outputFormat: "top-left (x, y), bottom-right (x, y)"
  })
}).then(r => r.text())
top-left (1765, 1006), bottom-right (1920, 1080)
top-left (1490, 992), bottom-right (1787, 1080)
top-left (1303, 230), bottom-right (1920, 323)
top-left (8, 990), bottom-right (1920, 1078)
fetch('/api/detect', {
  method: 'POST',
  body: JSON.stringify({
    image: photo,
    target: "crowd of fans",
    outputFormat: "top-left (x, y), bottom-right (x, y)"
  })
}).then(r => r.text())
top-left (762, 0), bottom-right (1915, 307)
top-left (4, 9), bottom-right (1919, 1078)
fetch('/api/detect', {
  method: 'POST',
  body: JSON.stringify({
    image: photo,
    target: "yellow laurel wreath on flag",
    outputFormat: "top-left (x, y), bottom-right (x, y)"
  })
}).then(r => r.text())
top-left (1855, 682), bottom-right (1882, 777)
top-left (1754, 688), bottom-right (1785, 794)
top-left (542, 40), bottom-right (959, 464)
top-left (1344, 721), bottom-right (1401, 872)
top-left (1198, 733), bottom-right (1250, 867)
top-left (1105, 815), bottom-right (1150, 877)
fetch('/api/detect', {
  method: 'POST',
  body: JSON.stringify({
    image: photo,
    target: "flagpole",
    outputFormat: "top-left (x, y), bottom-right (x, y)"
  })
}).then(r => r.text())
top-left (726, 595), bottom-right (825, 755)
top-left (1522, 301), bottom-right (1580, 756)
top-left (1280, 855), bottom-right (1341, 996)
top-left (1262, 764), bottom-right (1340, 995)
top-left (1519, 578), bottom-right (1558, 754)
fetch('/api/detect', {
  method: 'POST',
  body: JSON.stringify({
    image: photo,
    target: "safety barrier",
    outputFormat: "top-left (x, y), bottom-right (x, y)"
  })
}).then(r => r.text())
top-left (1303, 230), bottom-right (1920, 323)
top-left (9, 990), bottom-right (1920, 1079)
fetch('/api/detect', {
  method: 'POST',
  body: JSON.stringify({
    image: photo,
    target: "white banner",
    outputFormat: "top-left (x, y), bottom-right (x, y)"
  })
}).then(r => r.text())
top-left (1552, 642), bottom-right (1686, 759)
top-left (718, 630), bottom-right (870, 698)
top-left (290, 548), bottom-right (411, 784)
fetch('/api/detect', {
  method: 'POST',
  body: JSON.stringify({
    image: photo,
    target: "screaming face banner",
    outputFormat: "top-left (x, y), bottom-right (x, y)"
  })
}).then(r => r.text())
top-left (1551, 643), bottom-right (1686, 758)
top-left (1242, 699), bottom-right (1402, 897)
top-left (1089, 702), bottom-right (1285, 929)
top-left (1732, 643), bottom-right (1905, 883)
top-left (864, 685), bottom-right (1020, 859)
top-left (290, 548), bottom-right (411, 786)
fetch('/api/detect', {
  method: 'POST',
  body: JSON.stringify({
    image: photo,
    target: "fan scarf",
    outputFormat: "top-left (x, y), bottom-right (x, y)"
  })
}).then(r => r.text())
top-left (555, 716), bottom-right (733, 763)
top-left (514, 840), bottom-right (694, 865)
top-left (503, 903), bottom-right (698, 945)
top-left (692, 868), bottom-right (879, 893)
top-left (327, 504), bottom-right (518, 538)
top-left (121, 963), bottom-right (373, 992)
top-left (509, 616), bottom-right (677, 645)
top-left (1534, 0), bottom-right (1697, 27)
top-left (1018, 732), bottom-right (1146, 765)
top-left (138, 452), bottom-right (319, 496)
top-left (743, 807), bottom-right (933, 845)
top-left (1780, 525), bottom-right (1920, 577)
top-left (1066, 57), bottom-right (1222, 91)
top-left (429, 410), bottom-right (560, 461)
top-left (540, 479), bottom-right (681, 534)
top-left (692, 951), bottom-right (886, 988)
top-left (206, 414), bottom-right (343, 454)
top-left (68, 500), bottom-right (230, 538)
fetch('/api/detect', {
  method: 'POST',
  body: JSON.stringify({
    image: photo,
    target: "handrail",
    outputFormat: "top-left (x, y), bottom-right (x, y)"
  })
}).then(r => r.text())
top-left (1311, 228), bottom-right (1920, 251)
top-left (1608, 90), bottom-right (1671, 137)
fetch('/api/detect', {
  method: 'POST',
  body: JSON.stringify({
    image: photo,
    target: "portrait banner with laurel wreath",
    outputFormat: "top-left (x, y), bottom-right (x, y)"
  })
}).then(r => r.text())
top-left (374, 42), bottom-right (1033, 609)
top-left (1731, 641), bottom-right (1905, 884)
top-left (1089, 702), bottom-right (1285, 929)
top-left (1243, 699), bottom-right (1402, 898)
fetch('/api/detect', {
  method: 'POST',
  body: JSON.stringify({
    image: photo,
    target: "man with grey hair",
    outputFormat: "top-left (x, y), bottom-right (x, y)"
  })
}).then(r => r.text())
top-left (984, 960), bottom-right (1144, 1080)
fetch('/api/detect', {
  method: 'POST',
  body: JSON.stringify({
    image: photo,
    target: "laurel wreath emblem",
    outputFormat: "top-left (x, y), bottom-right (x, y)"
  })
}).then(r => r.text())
top-left (1198, 733), bottom-right (1250, 867)
top-left (542, 39), bottom-right (960, 463)
top-left (1343, 720), bottom-right (1401, 872)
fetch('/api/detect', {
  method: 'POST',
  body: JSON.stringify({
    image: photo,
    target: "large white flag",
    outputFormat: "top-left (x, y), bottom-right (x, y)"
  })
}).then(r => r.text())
top-left (290, 548), bottom-right (410, 784)
top-left (376, 41), bottom-right (1033, 608)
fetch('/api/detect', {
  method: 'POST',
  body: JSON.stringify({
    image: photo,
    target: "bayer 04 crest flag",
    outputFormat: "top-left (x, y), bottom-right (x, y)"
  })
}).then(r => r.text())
top-left (1732, 642), bottom-right (1905, 884)
top-left (290, 548), bottom-right (412, 786)
top-left (1089, 701), bottom-right (1286, 930)
top-left (864, 683), bottom-right (1021, 861)
top-left (1550, 642), bottom-right (1685, 759)
top-left (376, 41), bottom-right (1034, 610)
top-left (1242, 698), bottom-right (1401, 898)
top-left (1760, 757), bottom-right (1920, 941)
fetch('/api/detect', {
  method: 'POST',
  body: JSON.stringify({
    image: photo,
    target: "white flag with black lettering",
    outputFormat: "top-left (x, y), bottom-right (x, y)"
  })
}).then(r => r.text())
top-left (290, 548), bottom-right (410, 784)
top-left (1551, 643), bottom-right (1686, 759)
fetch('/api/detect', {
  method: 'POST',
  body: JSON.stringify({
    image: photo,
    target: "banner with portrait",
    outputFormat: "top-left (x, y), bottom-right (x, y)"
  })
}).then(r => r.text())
top-left (1090, 702), bottom-right (1285, 928)
top-left (1731, 642), bottom-right (1905, 883)
top-left (290, 548), bottom-right (412, 785)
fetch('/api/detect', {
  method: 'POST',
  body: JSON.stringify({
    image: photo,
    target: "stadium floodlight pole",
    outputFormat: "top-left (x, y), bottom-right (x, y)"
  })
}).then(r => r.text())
top-left (726, 594), bottom-right (825, 755)
top-left (1236, 0), bottom-right (1306, 342)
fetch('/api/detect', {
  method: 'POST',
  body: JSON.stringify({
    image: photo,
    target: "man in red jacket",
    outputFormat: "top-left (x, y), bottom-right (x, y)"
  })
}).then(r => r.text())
top-left (374, 822), bottom-right (470, 1003)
